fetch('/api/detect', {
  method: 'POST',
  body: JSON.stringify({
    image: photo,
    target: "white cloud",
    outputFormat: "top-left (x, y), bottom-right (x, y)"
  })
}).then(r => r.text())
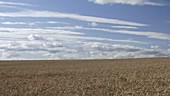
top-left (27, 34), bottom-right (45, 41)
top-left (151, 45), bottom-right (159, 49)
top-left (1, 22), bottom-right (29, 25)
top-left (0, 27), bottom-right (84, 35)
top-left (88, 0), bottom-right (165, 6)
top-left (0, 40), bottom-right (169, 60)
top-left (0, 27), bottom-right (146, 44)
top-left (113, 30), bottom-right (170, 40)
top-left (1, 51), bottom-right (20, 59)
top-left (0, 22), bottom-right (27, 25)
top-left (82, 42), bottom-right (170, 59)
top-left (0, 1), bottom-right (34, 9)
top-left (1, 26), bottom-right (160, 60)
top-left (47, 21), bottom-right (70, 25)
top-left (83, 27), bottom-right (170, 40)
top-left (0, 1), bottom-right (33, 6)
top-left (84, 43), bottom-right (169, 59)
top-left (44, 26), bottom-right (148, 44)
top-left (112, 25), bottom-right (138, 29)
top-left (0, 10), bottom-right (147, 27)
top-left (57, 34), bottom-right (146, 44)
top-left (4, 37), bottom-right (170, 59)
top-left (0, 5), bottom-right (20, 9)
top-left (48, 26), bottom-right (170, 41)
top-left (0, 21), bottom-right (69, 26)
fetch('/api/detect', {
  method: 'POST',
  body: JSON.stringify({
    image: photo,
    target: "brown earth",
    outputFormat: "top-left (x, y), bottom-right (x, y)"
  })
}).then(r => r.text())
top-left (0, 57), bottom-right (170, 96)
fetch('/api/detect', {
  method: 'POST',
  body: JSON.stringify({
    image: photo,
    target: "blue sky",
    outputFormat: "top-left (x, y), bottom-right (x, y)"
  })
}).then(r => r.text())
top-left (0, 0), bottom-right (170, 60)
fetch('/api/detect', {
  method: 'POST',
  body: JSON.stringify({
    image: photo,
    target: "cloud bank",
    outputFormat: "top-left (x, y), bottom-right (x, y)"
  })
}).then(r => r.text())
top-left (0, 40), bottom-right (169, 60)
top-left (0, 26), bottom-right (169, 60)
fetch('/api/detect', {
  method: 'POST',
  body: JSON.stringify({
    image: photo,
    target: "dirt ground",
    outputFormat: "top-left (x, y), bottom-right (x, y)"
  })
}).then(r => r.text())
top-left (0, 57), bottom-right (170, 96)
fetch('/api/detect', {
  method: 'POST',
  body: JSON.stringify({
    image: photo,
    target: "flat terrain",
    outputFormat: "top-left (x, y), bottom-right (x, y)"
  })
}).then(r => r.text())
top-left (0, 58), bottom-right (170, 96)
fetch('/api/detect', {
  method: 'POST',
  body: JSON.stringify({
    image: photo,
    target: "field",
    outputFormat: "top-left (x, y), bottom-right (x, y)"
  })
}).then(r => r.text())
top-left (0, 58), bottom-right (170, 96)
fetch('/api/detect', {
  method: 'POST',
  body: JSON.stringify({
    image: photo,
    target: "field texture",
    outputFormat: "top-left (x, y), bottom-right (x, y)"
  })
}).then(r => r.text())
top-left (0, 58), bottom-right (170, 96)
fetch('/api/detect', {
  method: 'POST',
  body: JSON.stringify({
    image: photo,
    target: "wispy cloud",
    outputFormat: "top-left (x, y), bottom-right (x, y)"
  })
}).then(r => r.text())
top-left (0, 22), bottom-right (27, 25)
top-left (0, 27), bottom-right (146, 44)
top-left (85, 28), bottom-right (170, 40)
top-left (0, 10), bottom-right (147, 27)
top-left (0, 27), bottom-right (83, 35)
top-left (0, 1), bottom-right (33, 6)
top-left (0, 21), bottom-right (69, 26)
top-left (112, 25), bottom-right (138, 29)
top-left (47, 26), bottom-right (170, 41)
top-left (112, 30), bottom-right (170, 40)
top-left (88, 0), bottom-right (165, 6)
top-left (0, 1), bottom-right (36, 10)
top-left (47, 21), bottom-right (70, 25)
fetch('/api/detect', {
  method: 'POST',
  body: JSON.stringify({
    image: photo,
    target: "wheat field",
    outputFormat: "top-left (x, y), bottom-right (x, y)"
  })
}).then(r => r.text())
top-left (0, 58), bottom-right (170, 96)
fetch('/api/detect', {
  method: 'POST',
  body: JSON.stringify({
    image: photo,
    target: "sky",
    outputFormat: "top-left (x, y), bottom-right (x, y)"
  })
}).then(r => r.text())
top-left (0, 0), bottom-right (170, 60)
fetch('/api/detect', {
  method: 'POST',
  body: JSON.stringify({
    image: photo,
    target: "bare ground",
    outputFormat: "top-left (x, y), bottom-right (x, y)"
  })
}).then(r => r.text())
top-left (0, 58), bottom-right (170, 96)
